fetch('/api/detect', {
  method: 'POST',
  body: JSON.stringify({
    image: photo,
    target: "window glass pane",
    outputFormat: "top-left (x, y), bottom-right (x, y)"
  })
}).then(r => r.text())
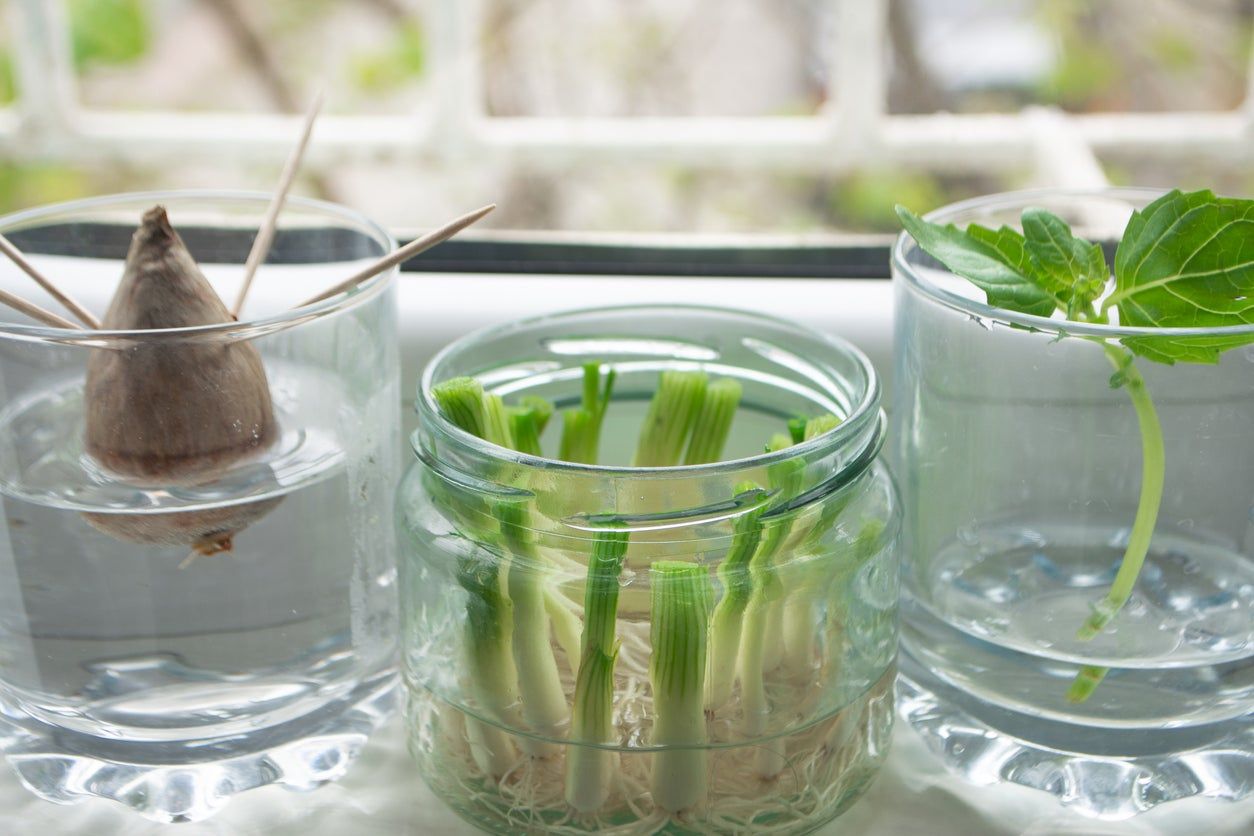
top-left (0, 4), bottom-right (15, 107)
top-left (888, 0), bottom-right (1252, 114)
top-left (484, 0), bottom-right (833, 117)
top-left (1108, 159), bottom-right (1254, 198)
top-left (74, 0), bottom-right (429, 114)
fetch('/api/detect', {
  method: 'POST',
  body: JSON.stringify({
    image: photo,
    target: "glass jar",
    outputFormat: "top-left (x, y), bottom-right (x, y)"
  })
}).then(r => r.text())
top-left (893, 189), bottom-right (1254, 818)
top-left (397, 305), bottom-right (899, 834)
top-left (0, 192), bottom-right (401, 822)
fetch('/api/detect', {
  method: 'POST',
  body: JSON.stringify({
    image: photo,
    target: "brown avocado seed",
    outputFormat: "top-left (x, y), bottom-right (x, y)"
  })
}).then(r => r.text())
top-left (82, 206), bottom-right (280, 554)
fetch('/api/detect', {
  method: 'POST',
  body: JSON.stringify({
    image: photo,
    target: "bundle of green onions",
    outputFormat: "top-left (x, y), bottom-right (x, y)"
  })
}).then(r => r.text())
top-left (427, 363), bottom-right (875, 824)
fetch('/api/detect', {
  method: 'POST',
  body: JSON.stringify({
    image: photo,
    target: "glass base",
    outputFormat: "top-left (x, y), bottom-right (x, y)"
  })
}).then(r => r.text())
top-left (897, 650), bottom-right (1254, 820)
top-left (407, 668), bottom-right (896, 835)
top-left (0, 673), bottom-right (396, 823)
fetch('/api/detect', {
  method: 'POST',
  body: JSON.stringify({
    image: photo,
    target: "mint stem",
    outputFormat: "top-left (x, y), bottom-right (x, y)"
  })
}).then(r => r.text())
top-left (1067, 344), bottom-right (1165, 703)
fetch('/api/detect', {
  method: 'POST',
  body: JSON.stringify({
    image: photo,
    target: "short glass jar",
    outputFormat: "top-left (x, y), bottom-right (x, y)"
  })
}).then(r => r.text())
top-left (397, 305), bottom-right (899, 834)
top-left (893, 189), bottom-right (1254, 818)
top-left (0, 192), bottom-right (401, 822)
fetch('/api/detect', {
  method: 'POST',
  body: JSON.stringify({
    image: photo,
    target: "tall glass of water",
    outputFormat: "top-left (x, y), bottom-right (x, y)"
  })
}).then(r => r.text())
top-left (892, 188), bottom-right (1253, 819)
top-left (0, 192), bottom-right (400, 822)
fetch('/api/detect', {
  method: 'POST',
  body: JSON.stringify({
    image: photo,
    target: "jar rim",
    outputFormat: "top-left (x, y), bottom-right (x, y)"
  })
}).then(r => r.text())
top-left (416, 302), bottom-right (882, 479)
top-left (892, 186), bottom-right (1254, 340)
top-left (0, 189), bottom-right (398, 342)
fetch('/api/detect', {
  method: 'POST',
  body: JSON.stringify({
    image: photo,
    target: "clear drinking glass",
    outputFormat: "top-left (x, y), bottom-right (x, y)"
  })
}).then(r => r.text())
top-left (892, 189), bottom-right (1254, 818)
top-left (397, 305), bottom-right (899, 834)
top-left (0, 193), bottom-right (400, 822)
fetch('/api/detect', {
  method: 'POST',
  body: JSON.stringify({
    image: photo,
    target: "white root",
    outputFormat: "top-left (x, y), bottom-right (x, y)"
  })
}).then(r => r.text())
top-left (411, 614), bottom-right (894, 834)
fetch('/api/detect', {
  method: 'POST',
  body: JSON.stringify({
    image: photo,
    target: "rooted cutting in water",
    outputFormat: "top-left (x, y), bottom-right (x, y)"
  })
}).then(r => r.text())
top-left (421, 360), bottom-right (887, 833)
top-left (897, 189), bottom-right (1254, 701)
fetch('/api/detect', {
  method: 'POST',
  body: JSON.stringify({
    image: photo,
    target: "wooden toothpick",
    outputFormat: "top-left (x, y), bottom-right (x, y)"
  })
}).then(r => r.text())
top-left (0, 234), bottom-right (99, 328)
top-left (231, 91), bottom-right (324, 318)
top-left (0, 285), bottom-right (82, 329)
top-left (296, 203), bottom-right (495, 308)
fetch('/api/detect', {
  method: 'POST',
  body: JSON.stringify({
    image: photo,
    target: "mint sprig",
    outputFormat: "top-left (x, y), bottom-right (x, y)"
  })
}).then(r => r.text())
top-left (897, 188), bottom-right (1254, 702)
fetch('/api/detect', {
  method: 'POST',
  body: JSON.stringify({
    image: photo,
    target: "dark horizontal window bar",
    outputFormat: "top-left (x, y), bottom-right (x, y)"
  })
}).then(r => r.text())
top-left (404, 239), bottom-right (894, 279)
top-left (8, 222), bottom-right (895, 280)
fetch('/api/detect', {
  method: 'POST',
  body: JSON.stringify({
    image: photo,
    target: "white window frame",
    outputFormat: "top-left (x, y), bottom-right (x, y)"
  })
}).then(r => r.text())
top-left (3, 0), bottom-right (1252, 192)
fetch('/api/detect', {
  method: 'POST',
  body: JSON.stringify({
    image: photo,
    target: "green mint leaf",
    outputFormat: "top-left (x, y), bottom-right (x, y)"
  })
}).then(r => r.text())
top-left (1020, 208), bottom-right (1108, 314)
top-left (1119, 332), bottom-right (1254, 365)
top-left (1109, 189), bottom-right (1254, 364)
top-left (896, 206), bottom-right (1057, 317)
top-left (1113, 189), bottom-right (1213, 283)
top-left (964, 224), bottom-right (1035, 278)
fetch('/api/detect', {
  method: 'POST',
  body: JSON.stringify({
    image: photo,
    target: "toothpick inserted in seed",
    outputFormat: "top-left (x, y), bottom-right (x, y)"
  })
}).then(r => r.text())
top-left (0, 234), bottom-right (100, 328)
top-left (0, 285), bottom-right (83, 330)
top-left (231, 92), bottom-right (324, 318)
top-left (296, 203), bottom-right (496, 309)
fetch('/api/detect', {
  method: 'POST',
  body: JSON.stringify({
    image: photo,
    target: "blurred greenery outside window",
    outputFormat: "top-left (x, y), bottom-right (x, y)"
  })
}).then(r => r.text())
top-left (0, 0), bottom-right (1249, 233)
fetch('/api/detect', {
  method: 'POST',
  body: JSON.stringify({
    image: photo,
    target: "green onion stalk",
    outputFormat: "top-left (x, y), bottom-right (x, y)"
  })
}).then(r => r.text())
top-left (548, 362), bottom-right (618, 676)
top-left (649, 561), bottom-right (714, 815)
top-left (454, 547), bottom-right (522, 778)
top-left (780, 414), bottom-right (850, 676)
top-left (630, 370), bottom-right (749, 713)
top-left (499, 499), bottom-right (569, 756)
top-left (432, 378), bottom-right (522, 775)
top-left (510, 395), bottom-right (553, 457)
top-left (564, 524), bottom-right (631, 813)
top-left (736, 433), bottom-right (806, 778)
top-left (432, 377), bottom-right (569, 762)
top-left (684, 378), bottom-right (742, 465)
top-left (704, 481), bottom-right (766, 711)
top-left (633, 371), bottom-right (709, 466)
top-left (483, 392), bottom-right (569, 756)
top-left (558, 363), bottom-right (643, 812)
top-left (629, 370), bottom-right (747, 710)
top-left (561, 363), bottom-right (616, 464)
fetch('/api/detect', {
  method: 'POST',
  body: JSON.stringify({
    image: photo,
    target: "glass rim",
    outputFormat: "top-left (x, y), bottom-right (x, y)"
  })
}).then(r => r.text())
top-left (0, 189), bottom-right (398, 342)
top-left (416, 302), bottom-right (883, 479)
top-left (892, 185), bottom-right (1254, 340)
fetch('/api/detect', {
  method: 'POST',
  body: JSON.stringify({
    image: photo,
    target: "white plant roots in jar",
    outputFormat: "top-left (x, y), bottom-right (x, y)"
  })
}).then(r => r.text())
top-left (406, 365), bottom-right (896, 833)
